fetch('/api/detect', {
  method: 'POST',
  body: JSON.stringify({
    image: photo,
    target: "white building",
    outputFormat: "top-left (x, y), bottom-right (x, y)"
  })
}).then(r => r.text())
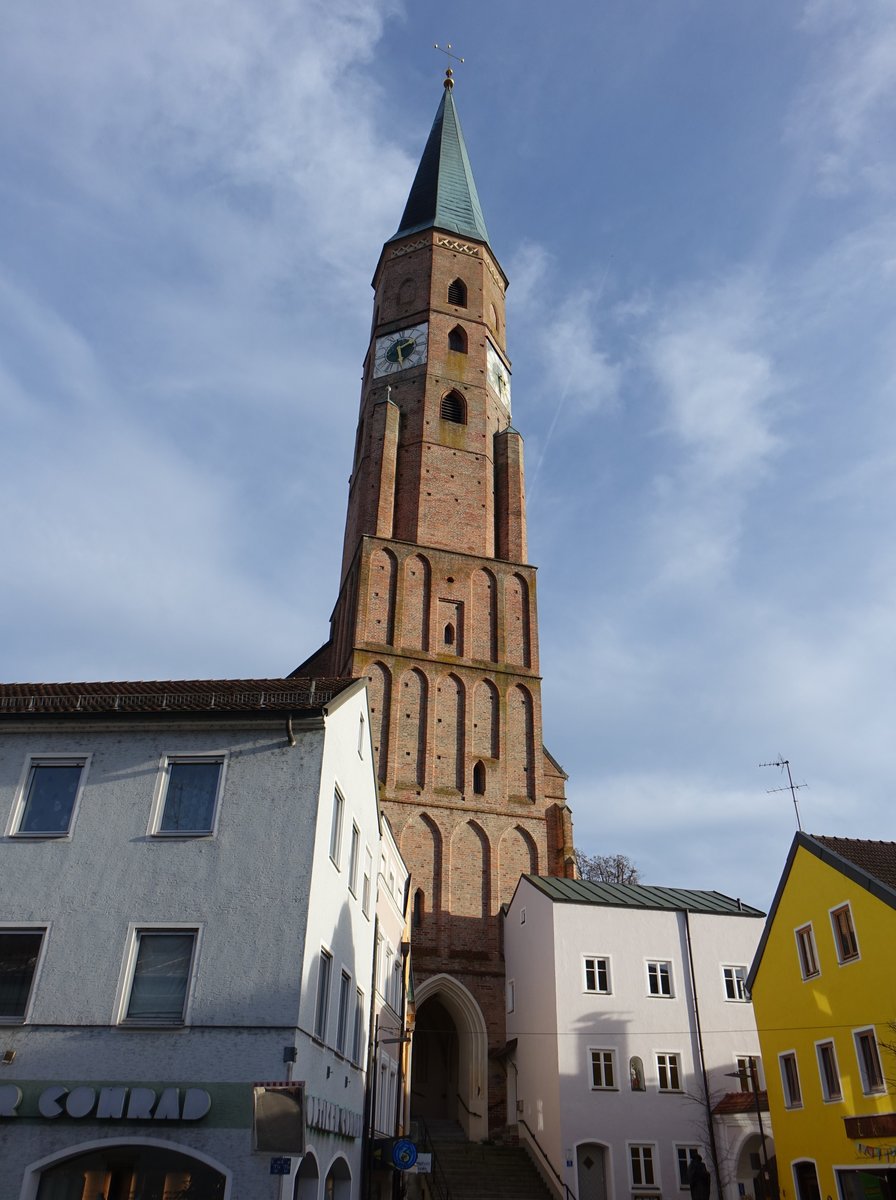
top-left (0, 676), bottom-right (388, 1200)
top-left (504, 876), bottom-right (774, 1200)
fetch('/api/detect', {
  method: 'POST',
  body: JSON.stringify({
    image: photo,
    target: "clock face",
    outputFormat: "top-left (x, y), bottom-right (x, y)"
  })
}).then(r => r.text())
top-left (374, 322), bottom-right (428, 377)
top-left (486, 340), bottom-right (511, 411)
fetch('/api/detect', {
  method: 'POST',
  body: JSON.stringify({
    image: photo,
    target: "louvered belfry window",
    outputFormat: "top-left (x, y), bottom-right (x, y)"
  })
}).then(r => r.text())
top-left (440, 390), bottom-right (466, 424)
top-left (448, 278), bottom-right (467, 307)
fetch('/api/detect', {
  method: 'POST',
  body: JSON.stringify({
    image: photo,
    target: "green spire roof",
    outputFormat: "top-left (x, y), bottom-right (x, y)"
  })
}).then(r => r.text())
top-left (389, 84), bottom-right (490, 246)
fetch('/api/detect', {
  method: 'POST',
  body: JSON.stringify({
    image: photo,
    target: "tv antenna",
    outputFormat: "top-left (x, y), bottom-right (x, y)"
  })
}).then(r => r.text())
top-left (760, 757), bottom-right (807, 831)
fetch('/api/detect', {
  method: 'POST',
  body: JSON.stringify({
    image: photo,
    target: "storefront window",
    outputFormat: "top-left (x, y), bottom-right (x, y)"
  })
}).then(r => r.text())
top-left (36, 1145), bottom-right (226, 1199)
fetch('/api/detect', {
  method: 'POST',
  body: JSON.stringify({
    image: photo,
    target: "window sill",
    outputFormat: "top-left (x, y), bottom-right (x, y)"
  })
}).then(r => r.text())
top-left (9, 831), bottom-right (72, 840)
top-left (118, 1020), bottom-right (187, 1029)
top-left (151, 831), bottom-right (214, 839)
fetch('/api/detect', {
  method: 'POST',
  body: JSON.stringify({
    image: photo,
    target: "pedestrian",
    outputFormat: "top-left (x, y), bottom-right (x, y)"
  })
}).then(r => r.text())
top-left (688, 1151), bottom-right (711, 1200)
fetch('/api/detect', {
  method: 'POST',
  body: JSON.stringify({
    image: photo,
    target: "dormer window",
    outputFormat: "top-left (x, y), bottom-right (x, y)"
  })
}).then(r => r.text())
top-left (448, 278), bottom-right (467, 307)
top-left (440, 390), bottom-right (466, 424)
top-left (448, 325), bottom-right (467, 353)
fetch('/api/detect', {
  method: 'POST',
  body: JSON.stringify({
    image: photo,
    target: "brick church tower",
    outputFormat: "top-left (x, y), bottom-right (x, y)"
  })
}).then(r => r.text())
top-left (296, 74), bottom-right (575, 1137)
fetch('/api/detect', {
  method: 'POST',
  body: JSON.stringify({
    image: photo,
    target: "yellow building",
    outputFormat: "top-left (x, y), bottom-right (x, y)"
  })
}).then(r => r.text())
top-left (748, 834), bottom-right (896, 1200)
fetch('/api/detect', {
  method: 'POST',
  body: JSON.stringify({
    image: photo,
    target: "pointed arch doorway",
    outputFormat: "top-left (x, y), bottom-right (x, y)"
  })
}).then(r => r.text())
top-left (411, 974), bottom-right (488, 1141)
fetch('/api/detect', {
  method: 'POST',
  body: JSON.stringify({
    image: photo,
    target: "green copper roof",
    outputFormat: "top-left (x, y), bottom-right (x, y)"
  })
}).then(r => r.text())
top-left (523, 875), bottom-right (765, 917)
top-left (389, 85), bottom-right (490, 247)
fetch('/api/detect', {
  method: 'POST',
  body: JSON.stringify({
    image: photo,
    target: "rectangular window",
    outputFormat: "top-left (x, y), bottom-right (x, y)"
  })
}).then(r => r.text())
top-left (348, 824), bottom-right (360, 896)
top-left (656, 1052), bottom-right (682, 1092)
top-left (831, 905), bottom-right (859, 963)
top-left (336, 970), bottom-right (351, 1055)
top-left (817, 1041), bottom-right (842, 1101)
top-left (584, 956), bottom-right (610, 994)
top-left (314, 949), bottom-right (332, 1041)
top-left (736, 1055), bottom-right (761, 1092)
top-left (362, 848), bottom-right (373, 916)
top-left (854, 1028), bottom-right (885, 1094)
top-left (590, 1049), bottom-right (616, 1089)
top-left (14, 758), bottom-right (86, 836)
top-left (676, 1147), bottom-right (701, 1189)
top-left (647, 960), bottom-right (672, 997)
top-left (156, 757), bottom-right (223, 835)
top-left (795, 924), bottom-right (819, 979)
top-left (723, 965), bottom-right (748, 1001)
top-left (507, 979), bottom-right (515, 1013)
top-left (122, 930), bottom-right (196, 1025)
top-left (352, 989), bottom-right (365, 1064)
top-left (0, 929), bottom-right (44, 1022)
top-left (329, 788), bottom-right (344, 866)
top-left (779, 1052), bottom-right (802, 1108)
top-left (630, 1145), bottom-right (657, 1188)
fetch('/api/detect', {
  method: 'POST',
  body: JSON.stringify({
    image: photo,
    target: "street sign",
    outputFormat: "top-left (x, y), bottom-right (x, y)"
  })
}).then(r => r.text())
top-left (270, 1157), bottom-right (292, 1175)
top-left (392, 1139), bottom-right (418, 1170)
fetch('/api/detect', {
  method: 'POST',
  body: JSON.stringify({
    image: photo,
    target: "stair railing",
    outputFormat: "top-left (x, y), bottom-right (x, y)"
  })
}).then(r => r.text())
top-left (518, 1117), bottom-right (578, 1200)
top-left (414, 1116), bottom-right (455, 1200)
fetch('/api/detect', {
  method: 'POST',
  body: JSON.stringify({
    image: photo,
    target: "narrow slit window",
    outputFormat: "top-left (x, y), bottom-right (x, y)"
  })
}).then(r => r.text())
top-left (473, 761), bottom-right (486, 795)
top-left (444, 623), bottom-right (455, 645)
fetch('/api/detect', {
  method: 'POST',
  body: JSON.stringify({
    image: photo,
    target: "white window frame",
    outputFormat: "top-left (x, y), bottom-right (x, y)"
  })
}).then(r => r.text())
top-left (830, 902), bottom-right (860, 965)
top-left (815, 1039), bottom-right (842, 1102)
top-left (116, 924), bottom-right (200, 1027)
top-left (314, 947), bottom-right (333, 1043)
top-left (348, 823), bottom-right (361, 896)
top-left (656, 1051), bottom-right (682, 1092)
top-left (148, 753), bottom-right (227, 837)
top-left (675, 1146), bottom-right (702, 1190)
top-left (335, 969), bottom-right (351, 1056)
top-left (0, 923), bottom-right (49, 1024)
top-left (779, 1050), bottom-right (802, 1108)
top-left (722, 965), bottom-right (748, 1001)
top-left (646, 959), bottom-right (673, 997)
top-left (853, 1027), bottom-right (885, 1095)
top-left (589, 1048), bottom-right (617, 1090)
top-left (795, 923), bottom-right (819, 980)
top-left (628, 1143), bottom-right (659, 1190)
top-left (352, 988), bottom-right (365, 1064)
top-left (362, 847), bottom-right (373, 917)
top-left (7, 754), bottom-right (91, 839)
top-left (329, 787), bottom-right (344, 867)
top-left (583, 955), bottom-right (611, 994)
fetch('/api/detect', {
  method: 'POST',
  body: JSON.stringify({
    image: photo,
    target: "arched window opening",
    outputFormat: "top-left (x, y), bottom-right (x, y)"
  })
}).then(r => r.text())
top-left (630, 1056), bottom-right (645, 1091)
top-left (489, 303), bottom-right (499, 331)
top-left (440, 390), bottom-right (466, 424)
top-left (413, 888), bottom-right (425, 928)
top-left (448, 278), bottom-right (467, 307)
top-left (448, 325), bottom-right (468, 353)
top-left (444, 623), bottom-right (455, 646)
top-left (473, 761), bottom-right (486, 795)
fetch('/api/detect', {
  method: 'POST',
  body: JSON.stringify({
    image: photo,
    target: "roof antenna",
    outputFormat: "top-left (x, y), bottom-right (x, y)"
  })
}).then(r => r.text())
top-left (434, 42), bottom-right (464, 88)
top-left (760, 756), bottom-right (807, 831)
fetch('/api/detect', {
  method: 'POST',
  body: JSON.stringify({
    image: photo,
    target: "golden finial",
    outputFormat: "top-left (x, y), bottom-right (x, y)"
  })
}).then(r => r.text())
top-left (434, 43), bottom-right (464, 88)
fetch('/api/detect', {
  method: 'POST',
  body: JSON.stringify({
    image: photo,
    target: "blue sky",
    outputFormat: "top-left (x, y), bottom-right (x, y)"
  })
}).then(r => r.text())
top-left (2, 1), bottom-right (894, 909)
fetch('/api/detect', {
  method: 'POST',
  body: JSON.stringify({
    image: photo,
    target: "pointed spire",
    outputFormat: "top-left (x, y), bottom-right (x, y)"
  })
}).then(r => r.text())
top-left (389, 76), bottom-right (491, 247)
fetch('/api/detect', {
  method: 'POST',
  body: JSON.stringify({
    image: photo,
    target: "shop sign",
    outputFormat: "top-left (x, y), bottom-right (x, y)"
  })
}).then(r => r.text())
top-left (304, 1093), bottom-right (362, 1139)
top-left (0, 1083), bottom-right (212, 1122)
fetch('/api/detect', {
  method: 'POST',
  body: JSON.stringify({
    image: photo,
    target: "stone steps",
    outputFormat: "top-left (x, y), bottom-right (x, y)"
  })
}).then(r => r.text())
top-left (430, 1140), bottom-right (554, 1200)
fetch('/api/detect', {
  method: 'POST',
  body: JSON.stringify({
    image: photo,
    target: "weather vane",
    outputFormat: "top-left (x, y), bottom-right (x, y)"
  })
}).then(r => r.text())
top-left (434, 42), bottom-right (464, 89)
top-left (760, 756), bottom-right (808, 831)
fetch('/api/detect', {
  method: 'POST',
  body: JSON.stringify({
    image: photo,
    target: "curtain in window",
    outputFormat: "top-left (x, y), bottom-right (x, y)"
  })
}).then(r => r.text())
top-left (127, 933), bottom-right (193, 1021)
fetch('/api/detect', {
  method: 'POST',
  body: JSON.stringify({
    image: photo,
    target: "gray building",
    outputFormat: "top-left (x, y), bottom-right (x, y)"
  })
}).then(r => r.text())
top-left (0, 676), bottom-right (384, 1199)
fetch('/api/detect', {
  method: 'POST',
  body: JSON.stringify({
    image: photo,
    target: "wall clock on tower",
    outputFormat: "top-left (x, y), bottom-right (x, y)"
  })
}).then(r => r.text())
top-left (486, 340), bottom-right (511, 412)
top-left (373, 322), bottom-right (428, 377)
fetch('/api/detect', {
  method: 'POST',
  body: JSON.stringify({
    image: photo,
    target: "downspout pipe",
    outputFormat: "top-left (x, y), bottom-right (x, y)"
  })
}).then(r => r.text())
top-left (683, 909), bottom-right (725, 1200)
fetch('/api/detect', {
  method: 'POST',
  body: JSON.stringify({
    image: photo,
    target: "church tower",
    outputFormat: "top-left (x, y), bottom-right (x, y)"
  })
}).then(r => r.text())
top-left (297, 74), bottom-right (575, 1137)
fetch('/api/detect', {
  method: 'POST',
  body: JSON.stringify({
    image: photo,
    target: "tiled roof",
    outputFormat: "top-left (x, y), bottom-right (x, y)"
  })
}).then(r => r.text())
top-left (0, 678), bottom-right (356, 716)
top-left (522, 876), bottom-right (765, 917)
top-left (811, 835), bottom-right (896, 890)
top-left (713, 1091), bottom-right (769, 1116)
top-left (389, 85), bottom-right (491, 247)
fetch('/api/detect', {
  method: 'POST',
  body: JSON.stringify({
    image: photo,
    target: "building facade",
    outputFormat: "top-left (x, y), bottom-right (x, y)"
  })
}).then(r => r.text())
top-left (0, 677), bottom-right (390, 1200)
top-left (295, 72), bottom-right (575, 1139)
top-left (748, 834), bottom-right (896, 1200)
top-left (504, 875), bottom-right (773, 1200)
